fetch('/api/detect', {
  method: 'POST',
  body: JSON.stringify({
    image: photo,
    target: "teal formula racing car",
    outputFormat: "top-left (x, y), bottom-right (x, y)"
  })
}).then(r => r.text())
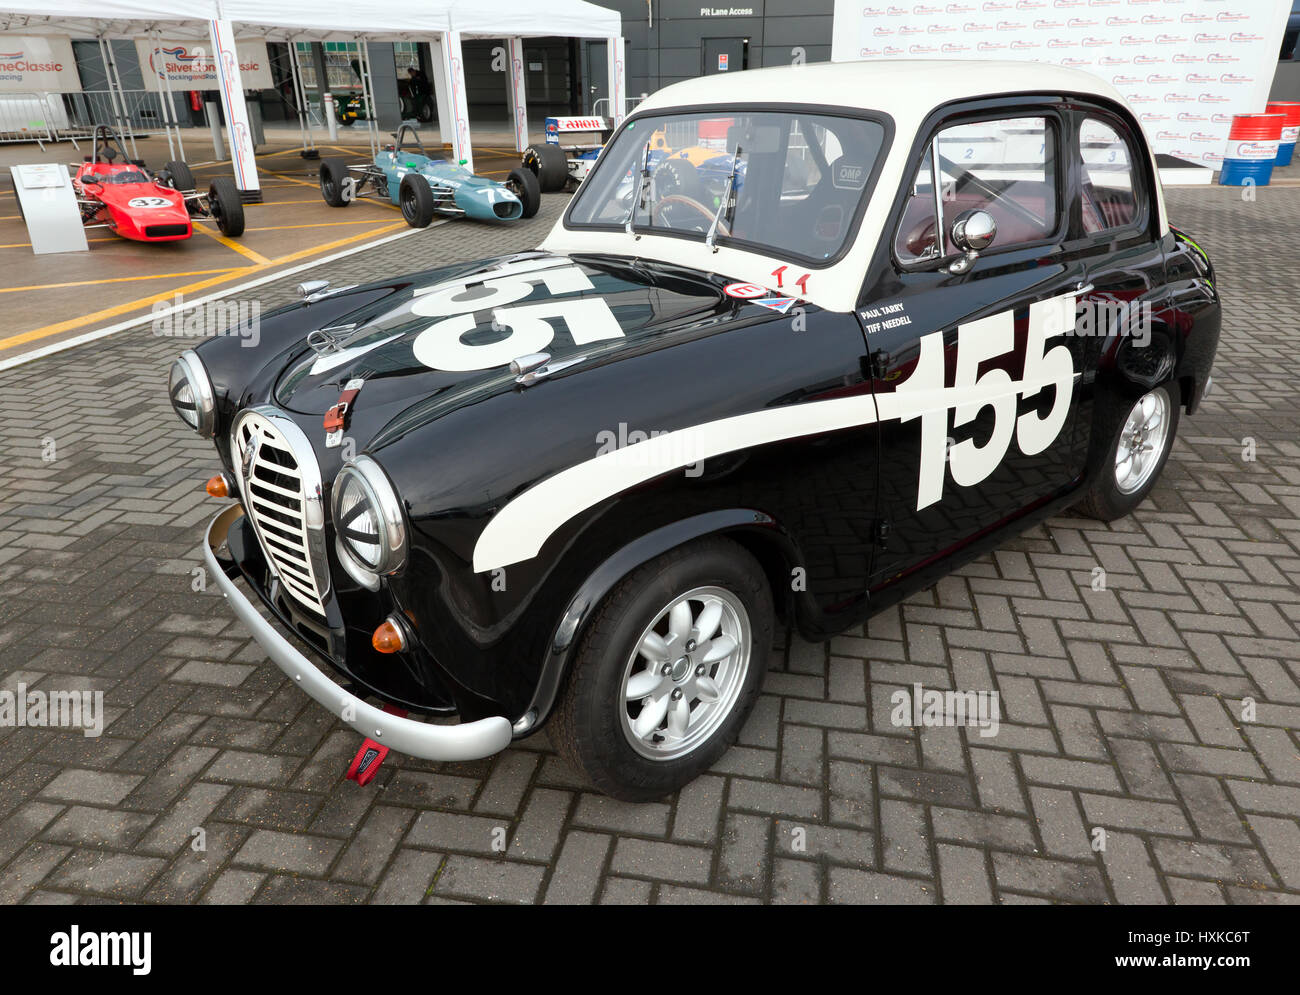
top-left (319, 124), bottom-right (541, 228)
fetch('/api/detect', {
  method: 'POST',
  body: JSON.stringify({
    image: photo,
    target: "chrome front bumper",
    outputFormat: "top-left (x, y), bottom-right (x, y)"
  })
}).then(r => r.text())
top-left (204, 505), bottom-right (514, 762)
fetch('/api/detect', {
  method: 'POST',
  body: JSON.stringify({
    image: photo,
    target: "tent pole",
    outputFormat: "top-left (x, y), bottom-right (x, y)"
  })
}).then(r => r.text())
top-left (288, 39), bottom-right (315, 156)
top-left (152, 31), bottom-right (177, 162)
top-left (98, 36), bottom-right (134, 158)
top-left (439, 22), bottom-right (472, 171)
top-left (208, 15), bottom-right (262, 200)
top-left (360, 38), bottom-right (379, 159)
top-left (606, 35), bottom-right (626, 128)
top-left (506, 36), bottom-right (528, 154)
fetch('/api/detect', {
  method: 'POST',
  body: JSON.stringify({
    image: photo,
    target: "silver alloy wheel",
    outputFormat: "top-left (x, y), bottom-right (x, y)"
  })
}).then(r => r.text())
top-left (618, 585), bottom-right (752, 761)
top-left (1115, 387), bottom-right (1171, 495)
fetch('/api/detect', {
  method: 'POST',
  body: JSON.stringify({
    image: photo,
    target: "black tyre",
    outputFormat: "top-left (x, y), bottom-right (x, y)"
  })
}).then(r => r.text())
top-left (164, 159), bottom-right (195, 191)
top-left (417, 98), bottom-right (435, 124)
top-left (319, 157), bottom-right (351, 207)
top-left (207, 176), bottom-right (245, 238)
top-left (522, 142), bottom-right (568, 192)
top-left (399, 172), bottom-right (436, 228)
top-left (1074, 381), bottom-right (1181, 521)
top-left (550, 537), bottom-right (774, 801)
top-left (505, 166), bottom-right (541, 219)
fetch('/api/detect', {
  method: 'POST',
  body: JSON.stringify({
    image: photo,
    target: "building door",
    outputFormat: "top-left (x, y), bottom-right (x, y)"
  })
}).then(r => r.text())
top-left (703, 38), bottom-right (746, 76)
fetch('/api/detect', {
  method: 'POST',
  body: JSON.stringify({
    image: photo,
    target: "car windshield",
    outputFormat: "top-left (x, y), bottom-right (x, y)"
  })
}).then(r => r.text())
top-left (567, 109), bottom-right (887, 263)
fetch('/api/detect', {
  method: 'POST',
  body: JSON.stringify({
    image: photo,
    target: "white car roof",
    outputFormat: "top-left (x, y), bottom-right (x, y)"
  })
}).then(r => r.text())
top-left (636, 59), bottom-right (1129, 120)
top-left (543, 60), bottom-right (1166, 313)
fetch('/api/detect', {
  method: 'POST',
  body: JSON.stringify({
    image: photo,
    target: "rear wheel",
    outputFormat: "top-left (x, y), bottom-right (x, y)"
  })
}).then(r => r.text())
top-left (522, 142), bottom-right (568, 192)
top-left (550, 537), bottom-right (774, 801)
top-left (207, 176), bottom-right (245, 237)
top-left (319, 157), bottom-right (351, 207)
top-left (164, 160), bottom-right (195, 191)
top-left (1074, 382), bottom-right (1180, 521)
top-left (505, 167), bottom-right (541, 219)
top-left (399, 172), bottom-right (436, 228)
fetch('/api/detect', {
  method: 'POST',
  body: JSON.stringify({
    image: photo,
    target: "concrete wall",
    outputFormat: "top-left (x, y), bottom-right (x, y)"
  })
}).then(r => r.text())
top-left (604, 0), bottom-right (835, 99)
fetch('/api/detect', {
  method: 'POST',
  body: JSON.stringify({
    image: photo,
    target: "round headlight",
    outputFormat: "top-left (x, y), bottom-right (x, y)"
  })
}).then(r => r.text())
top-left (332, 455), bottom-right (407, 576)
top-left (168, 350), bottom-right (216, 438)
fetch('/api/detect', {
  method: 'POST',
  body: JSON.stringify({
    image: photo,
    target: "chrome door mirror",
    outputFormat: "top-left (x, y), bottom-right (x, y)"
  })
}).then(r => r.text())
top-left (947, 209), bottom-right (997, 274)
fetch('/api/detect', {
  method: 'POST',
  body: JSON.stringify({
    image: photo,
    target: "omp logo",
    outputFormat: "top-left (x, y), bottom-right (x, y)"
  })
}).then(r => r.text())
top-left (50, 927), bottom-right (151, 975)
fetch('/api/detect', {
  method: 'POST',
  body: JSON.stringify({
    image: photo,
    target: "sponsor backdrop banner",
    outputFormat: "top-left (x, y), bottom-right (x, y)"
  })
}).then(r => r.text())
top-left (0, 34), bottom-right (80, 93)
top-left (135, 38), bottom-right (272, 92)
top-left (831, 0), bottom-right (1291, 167)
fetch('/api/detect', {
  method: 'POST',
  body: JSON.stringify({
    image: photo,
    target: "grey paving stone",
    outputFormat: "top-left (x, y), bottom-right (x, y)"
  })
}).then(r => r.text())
top-left (1, 185), bottom-right (1298, 904)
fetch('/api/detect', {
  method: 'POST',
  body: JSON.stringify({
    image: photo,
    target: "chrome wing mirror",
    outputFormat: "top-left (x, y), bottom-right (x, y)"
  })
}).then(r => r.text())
top-left (947, 209), bottom-right (997, 274)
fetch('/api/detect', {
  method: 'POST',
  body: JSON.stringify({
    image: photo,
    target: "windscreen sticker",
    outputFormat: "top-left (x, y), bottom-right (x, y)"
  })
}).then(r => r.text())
top-left (833, 162), bottom-right (867, 189)
top-left (754, 296), bottom-right (796, 314)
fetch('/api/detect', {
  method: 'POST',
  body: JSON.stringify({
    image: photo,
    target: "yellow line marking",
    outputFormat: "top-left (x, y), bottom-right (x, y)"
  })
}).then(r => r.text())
top-left (0, 220), bottom-right (407, 352)
top-left (246, 220), bottom-right (406, 231)
top-left (0, 268), bottom-right (245, 295)
top-left (191, 222), bottom-right (273, 265)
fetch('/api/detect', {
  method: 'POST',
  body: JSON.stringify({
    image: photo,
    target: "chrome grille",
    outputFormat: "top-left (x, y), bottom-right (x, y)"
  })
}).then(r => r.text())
top-left (232, 408), bottom-right (329, 616)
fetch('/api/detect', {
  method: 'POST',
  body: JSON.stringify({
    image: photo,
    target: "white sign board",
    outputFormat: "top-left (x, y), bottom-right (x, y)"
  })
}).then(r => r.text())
top-left (0, 34), bottom-right (80, 93)
top-left (9, 164), bottom-right (88, 254)
top-left (135, 38), bottom-right (272, 92)
top-left (830, 0), bottom-right (1292, 168)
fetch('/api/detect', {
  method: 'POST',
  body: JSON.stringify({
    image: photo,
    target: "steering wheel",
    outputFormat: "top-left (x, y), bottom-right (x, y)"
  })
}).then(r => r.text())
top-left (650, 194), bottom-right (729, 235)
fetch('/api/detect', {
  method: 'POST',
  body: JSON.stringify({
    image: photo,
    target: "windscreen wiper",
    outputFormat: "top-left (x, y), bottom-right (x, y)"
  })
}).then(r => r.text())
top-left (705, 145), bottom-right (743, 252)
top-left (624, 140), bottom-right (653, 236)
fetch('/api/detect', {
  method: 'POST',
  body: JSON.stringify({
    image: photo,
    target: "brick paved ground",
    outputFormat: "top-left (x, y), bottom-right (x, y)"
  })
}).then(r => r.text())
top-left (0, 185), bottom-right (1298, 905)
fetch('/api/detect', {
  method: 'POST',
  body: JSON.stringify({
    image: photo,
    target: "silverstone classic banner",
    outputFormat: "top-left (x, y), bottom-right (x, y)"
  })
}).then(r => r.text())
top-left (0, 35), bottom-right (80, 93)
top-left (831, 0), bottom-right (1292, 167)
top-left (134, 38), bottom-right (273, 92)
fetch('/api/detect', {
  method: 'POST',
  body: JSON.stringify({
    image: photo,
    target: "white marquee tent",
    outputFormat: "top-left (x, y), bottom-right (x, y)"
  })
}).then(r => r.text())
top-left (0, 0), bottom-right (626, 192)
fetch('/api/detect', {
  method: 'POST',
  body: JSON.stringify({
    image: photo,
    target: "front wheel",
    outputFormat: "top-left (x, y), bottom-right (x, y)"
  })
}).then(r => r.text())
top-left (399, 172), bottom-right (436, 228)
top-left (504, 166), bottom-right (540, 219)
top-left (207, 176), bottom-right (244, 237)
top-left (550, 537), bottom-right (774, 801)
top-left (1074, 382), bottom-right (1180, 521)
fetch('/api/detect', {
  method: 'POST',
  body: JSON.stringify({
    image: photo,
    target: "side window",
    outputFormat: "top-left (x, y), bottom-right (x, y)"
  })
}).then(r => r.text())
top-left (1078, 117), bottom-right (1143, 234)
top-left (895, 116), bottom-right (1057, 264)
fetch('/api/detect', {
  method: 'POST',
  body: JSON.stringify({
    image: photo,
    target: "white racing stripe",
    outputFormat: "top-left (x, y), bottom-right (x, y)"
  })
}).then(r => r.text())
top-left (472, 392), bottom-right (881, 572)
top-left (470, 367), bottom-right (1081, 573)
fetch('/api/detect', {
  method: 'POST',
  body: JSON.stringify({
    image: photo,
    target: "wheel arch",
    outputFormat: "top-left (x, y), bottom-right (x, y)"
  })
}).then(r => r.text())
top-left (514, 508), bottom-right (803, 737)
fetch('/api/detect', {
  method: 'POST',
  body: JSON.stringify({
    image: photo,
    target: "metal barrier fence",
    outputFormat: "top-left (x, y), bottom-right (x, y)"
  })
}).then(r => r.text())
top-left (0, 89), bottom-right (182, 149)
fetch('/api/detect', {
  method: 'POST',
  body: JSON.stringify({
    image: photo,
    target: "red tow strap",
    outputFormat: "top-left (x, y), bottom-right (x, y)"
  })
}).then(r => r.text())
top-left (345, 704), bottom-right (408, 786)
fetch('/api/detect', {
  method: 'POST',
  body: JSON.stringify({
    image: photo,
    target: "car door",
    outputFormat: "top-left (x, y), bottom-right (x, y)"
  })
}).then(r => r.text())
top-left (1066, 105), bottom-right (1171, 416)
top-left (859, 105), bottom-right (1093, 586)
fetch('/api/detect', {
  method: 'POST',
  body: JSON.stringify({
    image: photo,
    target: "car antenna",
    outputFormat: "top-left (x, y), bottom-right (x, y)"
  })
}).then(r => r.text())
top-left (705, 144), bottom-right (743, 253)
top-left (624, 140), bottom-right (653, 238)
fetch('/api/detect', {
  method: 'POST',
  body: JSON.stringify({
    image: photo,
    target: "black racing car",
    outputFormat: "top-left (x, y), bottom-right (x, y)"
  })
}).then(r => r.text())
top-left (169, 61), bottom-right (1219, 800)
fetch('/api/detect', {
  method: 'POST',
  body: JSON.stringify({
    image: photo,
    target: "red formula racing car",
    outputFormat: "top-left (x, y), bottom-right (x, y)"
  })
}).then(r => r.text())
top-left (72, 126), bottom-right (245, 243)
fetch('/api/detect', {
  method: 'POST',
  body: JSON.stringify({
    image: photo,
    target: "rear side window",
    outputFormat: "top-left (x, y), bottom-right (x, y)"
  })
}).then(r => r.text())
top-left (895, 116), bottom-right (1057, 264)
top-left (1078, 117), bottom-right (1143, 234)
